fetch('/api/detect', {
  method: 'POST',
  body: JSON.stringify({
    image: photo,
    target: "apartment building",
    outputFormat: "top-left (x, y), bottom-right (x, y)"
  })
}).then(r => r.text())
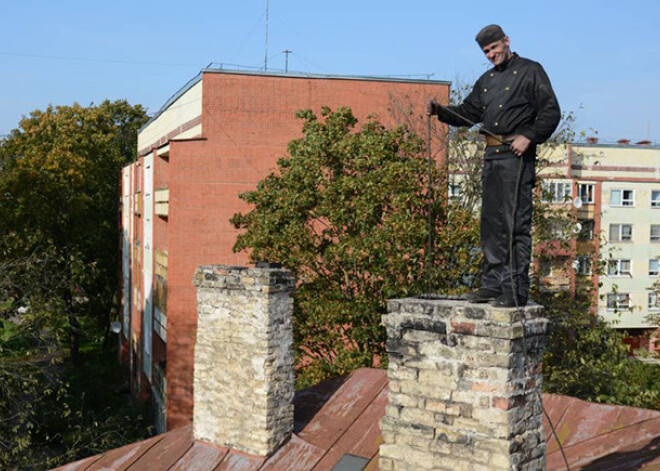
top-left (538, 138), bottom-right (660, 352)
top-left (119, 67), bottom-right (449, 431)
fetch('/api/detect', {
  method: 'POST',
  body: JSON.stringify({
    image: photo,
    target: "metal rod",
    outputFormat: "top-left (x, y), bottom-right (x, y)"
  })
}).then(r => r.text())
top-left (264, 0), bottom-right (269, 71)
top-left (440, 105), bottom-right (508, 144)
top-left (427, 114), bottom-right (434, 293)
top-left (283, 49), bottom-right (291, 73)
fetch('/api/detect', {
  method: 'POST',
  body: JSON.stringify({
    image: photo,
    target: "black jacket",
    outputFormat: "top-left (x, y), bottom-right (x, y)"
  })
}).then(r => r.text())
top-left (437, 53), bottom-right (560, 146)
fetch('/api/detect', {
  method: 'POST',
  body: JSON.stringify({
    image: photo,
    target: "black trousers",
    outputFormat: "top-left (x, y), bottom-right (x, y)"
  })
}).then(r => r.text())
top-left (480, 152), bottom-right (535, 300)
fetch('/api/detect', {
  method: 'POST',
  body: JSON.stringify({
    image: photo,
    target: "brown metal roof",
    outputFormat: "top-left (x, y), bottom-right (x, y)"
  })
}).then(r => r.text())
top-left (52, 368), bottom-right (660, 471)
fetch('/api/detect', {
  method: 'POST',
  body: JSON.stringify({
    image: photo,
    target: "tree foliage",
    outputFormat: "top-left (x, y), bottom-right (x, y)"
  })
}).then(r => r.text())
top-left (0, 100), bottom-right (148, 359)
top-left (232, 107), bottom-right (480, 386)
top-left (0, 323), bottom-right (152, 469)
top-left (539, 290), bottom-right (660, 409)
top-left (0, 100), bottom-right (151, 468)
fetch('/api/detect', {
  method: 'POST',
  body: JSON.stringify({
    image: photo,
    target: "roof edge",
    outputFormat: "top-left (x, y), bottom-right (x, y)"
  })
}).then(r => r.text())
top-left (201, 66), bottom-right (451, 86)
top-left (571, 141), bottom-right (660, 149)
top-left (139, 72), bottom-right (203, 134)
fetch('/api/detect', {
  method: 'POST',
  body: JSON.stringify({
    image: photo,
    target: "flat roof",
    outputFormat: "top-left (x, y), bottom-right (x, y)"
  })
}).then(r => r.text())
top-left (573, 141), bottom-right (660, 149)
top-left (140, 67), bottom-right (451, 133)
top-left (201, 65), bottom-right (451, 86)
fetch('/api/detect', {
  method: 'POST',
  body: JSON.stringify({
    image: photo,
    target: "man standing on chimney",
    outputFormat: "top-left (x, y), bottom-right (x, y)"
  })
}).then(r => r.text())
top-left (427, 24), bottom-right (560, 307)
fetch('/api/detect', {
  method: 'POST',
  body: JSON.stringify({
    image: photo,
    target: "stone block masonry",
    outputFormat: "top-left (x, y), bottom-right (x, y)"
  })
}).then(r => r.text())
top-left (192, 265), bottom-right (295, 456)
top-left (379, 296), bottom-right (549, 471)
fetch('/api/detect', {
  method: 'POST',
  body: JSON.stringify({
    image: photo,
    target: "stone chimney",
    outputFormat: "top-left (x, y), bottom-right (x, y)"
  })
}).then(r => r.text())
top-left (192, 265), bottom-right (295, 456)
top-left (380, 297), bottom-right (548, 471)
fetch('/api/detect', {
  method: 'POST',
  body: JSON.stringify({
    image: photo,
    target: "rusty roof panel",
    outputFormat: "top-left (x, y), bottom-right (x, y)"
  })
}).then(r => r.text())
top-left (294, 375), bottom-right (348, 434)
top-left (169, 441), bottom-right (228, 471)
top-left (568, 418), bottom-right (660, 469)
top-left (50, 368), bottom-right (660, 471)
top-left (547, 412), bottom-right (660, 469)
top-left (84, 435), bottom-right (163, 471)
top-left (128, 424), bottom-right (193, 469)
top-left (587, 434), bottom-right (660, 470)
top-left (299, 368), bottom-right (387, 450)
top-left (542, 393), bottom-right (572, 447)
top-left (51, 454), bottom-right (103, 471)
top-left (551, 396), bottom-right (660, 451)
top-left (260, 434), bottom-right (325, 470)
top-left (311, 385), bottom-right (388, 470)
top-left (213, 451), bottom-right (265, 470)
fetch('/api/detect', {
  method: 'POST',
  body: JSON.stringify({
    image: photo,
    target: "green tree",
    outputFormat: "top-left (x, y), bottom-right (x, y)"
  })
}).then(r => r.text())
top-left (232, 107), bottom-right (480, 387)
top-left (0, 100), bottom-right (152, 468)
top-left (0, 100), bottom-right (148, 361)
top-left (539, 289), bottom-right (660, 409)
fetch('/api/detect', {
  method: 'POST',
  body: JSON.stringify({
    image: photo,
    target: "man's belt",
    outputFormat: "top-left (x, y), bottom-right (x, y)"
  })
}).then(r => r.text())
top-left (484, 134), bottom-right (511, 147)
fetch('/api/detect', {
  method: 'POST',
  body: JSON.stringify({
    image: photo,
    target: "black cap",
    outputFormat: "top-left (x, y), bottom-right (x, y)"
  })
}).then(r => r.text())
top-left (475, 24), bottom-right (506, 48)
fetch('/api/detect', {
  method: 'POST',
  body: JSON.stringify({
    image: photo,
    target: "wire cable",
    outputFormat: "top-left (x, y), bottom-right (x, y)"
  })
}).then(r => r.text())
top-left (0, 51), bottom-right (196, 68)
top-left (290, 52), bottom-right (330, 73)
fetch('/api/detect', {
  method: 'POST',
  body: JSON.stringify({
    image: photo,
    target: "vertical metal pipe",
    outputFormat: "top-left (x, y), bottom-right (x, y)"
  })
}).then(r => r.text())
top-left (427, 114), bottom-right (434, 292)
top-left (264, 0), bottom-right (269, 71)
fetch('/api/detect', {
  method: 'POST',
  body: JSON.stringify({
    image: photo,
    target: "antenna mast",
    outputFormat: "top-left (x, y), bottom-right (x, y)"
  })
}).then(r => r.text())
top-left (264, 0), bottom-right (269, 71)
top-left (283, 49), bottom-right (291, 72)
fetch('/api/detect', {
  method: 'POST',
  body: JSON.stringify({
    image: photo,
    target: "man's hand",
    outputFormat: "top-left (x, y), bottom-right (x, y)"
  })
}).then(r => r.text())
top-left (509, 135), bottom-right (531, 157)
top-left (426, 100), bottom-right (440, 116)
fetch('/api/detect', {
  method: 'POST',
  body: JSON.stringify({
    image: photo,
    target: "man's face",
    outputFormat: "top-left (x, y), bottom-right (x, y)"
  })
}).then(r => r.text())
top-left (482, 37), bottom-right (512, 66)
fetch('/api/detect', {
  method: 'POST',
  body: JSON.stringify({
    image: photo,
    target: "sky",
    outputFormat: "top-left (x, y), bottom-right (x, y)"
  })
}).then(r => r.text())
top-left (0, 0), bottom-right (658, 143)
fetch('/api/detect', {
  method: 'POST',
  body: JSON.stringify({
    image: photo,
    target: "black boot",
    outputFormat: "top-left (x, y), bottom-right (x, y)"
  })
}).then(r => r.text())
top-left (465, 288), bottom-right (502, 303)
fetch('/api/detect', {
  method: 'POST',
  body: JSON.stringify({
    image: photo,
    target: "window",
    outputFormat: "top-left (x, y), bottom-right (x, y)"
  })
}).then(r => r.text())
top-left (448, 181), bottom-right (462, 200)
top-left (607, 293), bottom-right (630, 310)
top-left (542, 181), bottom-right (572, 203)
top-left (610, 224), bottom-right (632, 242)
top-left (652, 225), bottom-right (660, 242)
top-left (578, 183), bottom-right (595, 204)
top-left (576, 256), bottom-right (592, 275)
top-left (608, 259), bottom-right (631, 276)
top-left (610, 189), bottom-right (634, 207)
top-left (578, 220), bottom-right (594, 241)
top-left (652, 190), bottom-right (660, 208)
top-left (550, 221), bottom-right (565, 238)
top-left (650, 259), bottom-right (660, 276)
top-left (649, 292), bottom-right (660, 311)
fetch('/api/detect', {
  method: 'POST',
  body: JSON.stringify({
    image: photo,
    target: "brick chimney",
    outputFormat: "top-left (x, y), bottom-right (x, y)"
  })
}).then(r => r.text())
top-left (380, 296), bottom-right (548, 471)
top-left (192, 265), bottom-right (295, 456)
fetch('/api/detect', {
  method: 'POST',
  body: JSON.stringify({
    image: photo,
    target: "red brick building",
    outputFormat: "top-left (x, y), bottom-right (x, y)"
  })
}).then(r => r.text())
top-left (120, 68), bottom-right (450, 431)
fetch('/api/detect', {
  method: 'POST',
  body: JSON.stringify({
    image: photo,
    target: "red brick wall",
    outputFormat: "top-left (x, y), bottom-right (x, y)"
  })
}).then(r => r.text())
top-left (157, 72), bottom-right (449, 428)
